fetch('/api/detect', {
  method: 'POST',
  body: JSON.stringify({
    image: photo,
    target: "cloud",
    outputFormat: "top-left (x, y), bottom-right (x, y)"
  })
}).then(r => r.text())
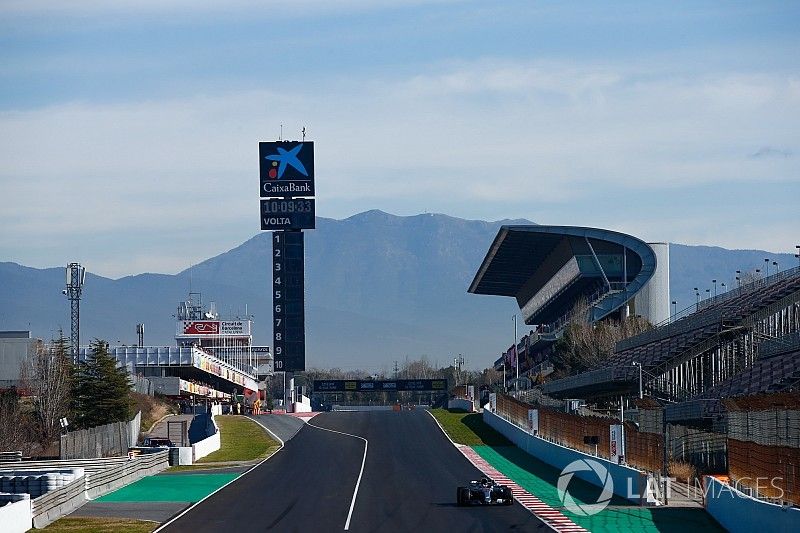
top-left (1, 59), bottom-right (798, 276)
top-left (0, 0), bottom-right (457, 17)
top-left (750, 146), bottom-right (793, 159)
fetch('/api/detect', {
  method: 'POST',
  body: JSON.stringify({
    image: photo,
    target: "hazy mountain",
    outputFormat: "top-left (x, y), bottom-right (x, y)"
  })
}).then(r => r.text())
top-left (1, 211), bottom-right (796, 370)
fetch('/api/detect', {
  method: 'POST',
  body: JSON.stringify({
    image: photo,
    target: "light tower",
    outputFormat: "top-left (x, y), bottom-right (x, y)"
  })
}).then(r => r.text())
top-left (64, 263), bottom-right (86, 362)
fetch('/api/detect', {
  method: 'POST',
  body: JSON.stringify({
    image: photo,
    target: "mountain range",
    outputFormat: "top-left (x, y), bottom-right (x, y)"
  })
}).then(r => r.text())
top-left (1, 210), bottom-right (795, 371)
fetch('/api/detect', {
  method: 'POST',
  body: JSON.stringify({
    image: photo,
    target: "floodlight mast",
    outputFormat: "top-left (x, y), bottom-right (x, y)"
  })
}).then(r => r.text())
top-left (65, 263), bottom-right (86, 363)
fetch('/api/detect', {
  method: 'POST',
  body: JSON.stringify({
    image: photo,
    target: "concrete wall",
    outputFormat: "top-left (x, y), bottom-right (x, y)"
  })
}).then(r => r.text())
top-left (448, 398), bottom-right (475, 412)
top-left (192, 416), bottom-right (220, 462)
top-left (168, 447), bottom-right (194, 466)
top-left (0, 332), bottom-right (40, 388)
top-left (292, 395), bottom-right (312, 413)
top-left (635, 242), bottom-right (670, 325)
top-left (0, 494), bottom-right (32, 533)
top-left (704, 476), bottom-right (800, 533)
top-left (484, 409), bottom-right (653, 505)
top-left (149, 376), bottom-right (181, 396)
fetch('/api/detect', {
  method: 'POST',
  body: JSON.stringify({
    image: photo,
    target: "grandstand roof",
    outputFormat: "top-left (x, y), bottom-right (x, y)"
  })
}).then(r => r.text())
top-left (469, 225), bottom-right (657, 325)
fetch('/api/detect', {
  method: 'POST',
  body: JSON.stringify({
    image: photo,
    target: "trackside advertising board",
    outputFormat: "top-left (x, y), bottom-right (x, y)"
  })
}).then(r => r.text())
top-left (313, 379), bottom-right (447, 393)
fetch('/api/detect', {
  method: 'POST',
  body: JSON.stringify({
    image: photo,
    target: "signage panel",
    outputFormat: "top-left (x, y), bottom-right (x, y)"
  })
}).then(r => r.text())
top-left (610, 424), bottom-right (623, 463)
top-left (312, 379), bottom-right (448, 393)
top-left (259, 141), bottom-right (315, 197)
top-left (182, 321), bottom-right (219, 335)
top-left (260, 199), bottom-right (315, 231)
top-left (273, 231), bottom-right (305, 372)
top-left (178, 320), bottom-right (251, 336)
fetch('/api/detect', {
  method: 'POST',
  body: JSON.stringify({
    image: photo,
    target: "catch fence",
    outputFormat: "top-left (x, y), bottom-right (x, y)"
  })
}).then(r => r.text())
top-left (60, 412), bottom-right (141, 459)
top-left (495, 394), bottom-right (663, 474)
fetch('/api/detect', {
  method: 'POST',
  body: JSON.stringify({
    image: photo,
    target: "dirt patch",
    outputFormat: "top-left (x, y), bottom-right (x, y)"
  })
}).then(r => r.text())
top-left (132, 393), bottom-right (180, 438)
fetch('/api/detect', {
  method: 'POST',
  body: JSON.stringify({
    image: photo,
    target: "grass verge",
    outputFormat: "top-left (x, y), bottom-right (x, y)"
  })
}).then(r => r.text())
top-left (164, 464), bottom-right (239, 472)
top-left (39, 517), bottom-right (157, 533)
top-left (430, 408), bottom-right (510, 446)
top-left (196, 416), bottom-right (280, 463)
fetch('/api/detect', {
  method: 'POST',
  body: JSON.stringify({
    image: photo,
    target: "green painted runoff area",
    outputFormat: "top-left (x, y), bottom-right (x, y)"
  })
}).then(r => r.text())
top-left (96, 473), bottom-right (239, 503)
top-left (473, 445), bottom-right (723, 533)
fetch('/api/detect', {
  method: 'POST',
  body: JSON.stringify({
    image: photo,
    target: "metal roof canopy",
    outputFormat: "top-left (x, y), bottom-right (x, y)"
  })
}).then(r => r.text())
top-left (468, 225), bottom-right (657, 324)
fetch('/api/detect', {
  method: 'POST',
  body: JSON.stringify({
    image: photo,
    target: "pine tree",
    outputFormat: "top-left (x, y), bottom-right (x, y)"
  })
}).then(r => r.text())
top-left (71, 339), bottom-right (133, 429)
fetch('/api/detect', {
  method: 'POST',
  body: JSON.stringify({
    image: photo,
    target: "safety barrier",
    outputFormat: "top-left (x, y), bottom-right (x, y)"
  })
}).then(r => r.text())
top-left (447, 398), bottom-right (475, 412)
top-left (192, 416), bottom-right (221, 462)
top-left (0, 493), bottom-right (31, 533)
top-left (484, 408), bottom-right (654, 505)
top-left (30, 473), bottom-right (86, 529)
top-left (0, 450), bottom-right (169, 528)
top-left (704, 476), bottom-right (800, 533)
top-left (495, 393), bottom-right (663, 474)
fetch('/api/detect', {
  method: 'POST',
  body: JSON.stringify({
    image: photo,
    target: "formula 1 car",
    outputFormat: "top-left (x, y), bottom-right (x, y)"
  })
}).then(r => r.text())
top-left (456, 477), bottom-right (514, 506)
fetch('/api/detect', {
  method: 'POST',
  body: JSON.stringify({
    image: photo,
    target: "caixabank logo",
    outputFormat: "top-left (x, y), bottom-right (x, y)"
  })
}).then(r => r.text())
top-left (259, 141), bottom-right (315, 197)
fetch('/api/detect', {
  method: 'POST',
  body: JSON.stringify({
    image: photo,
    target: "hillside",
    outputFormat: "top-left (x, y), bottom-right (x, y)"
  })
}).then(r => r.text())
top-left (0, 211), bottom-right (795, 369)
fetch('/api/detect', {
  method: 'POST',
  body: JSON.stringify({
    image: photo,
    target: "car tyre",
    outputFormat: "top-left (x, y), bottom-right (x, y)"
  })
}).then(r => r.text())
top-left (503, 487), bottom-right (514, 505)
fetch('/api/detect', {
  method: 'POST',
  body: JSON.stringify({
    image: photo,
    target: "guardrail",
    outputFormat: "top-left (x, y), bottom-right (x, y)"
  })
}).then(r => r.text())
top-left (0, 450), bottom-right (169, 529)
top-left (84, 451), bottom-right (168, 499)
top-left (30, 473), bottom-right (86, 529)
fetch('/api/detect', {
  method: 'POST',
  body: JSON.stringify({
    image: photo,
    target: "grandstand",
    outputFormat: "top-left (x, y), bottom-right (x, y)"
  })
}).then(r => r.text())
top-left (542, 265), bottom-right (800, 407)
top-left (468, 225), bottom-right (669, 384)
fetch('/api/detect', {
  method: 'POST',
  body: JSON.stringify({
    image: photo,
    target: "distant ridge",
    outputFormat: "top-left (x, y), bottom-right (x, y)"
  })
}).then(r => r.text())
top-left (0, 210), bottom-right (794, 370)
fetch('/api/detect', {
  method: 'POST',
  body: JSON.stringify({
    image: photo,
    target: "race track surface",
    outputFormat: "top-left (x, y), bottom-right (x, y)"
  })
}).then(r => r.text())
top-left (160, 410), bottom-right (544, 532)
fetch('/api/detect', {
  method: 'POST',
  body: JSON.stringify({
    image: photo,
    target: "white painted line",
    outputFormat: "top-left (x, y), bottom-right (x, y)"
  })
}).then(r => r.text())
top-left (306, 418), bottom-right (368, 531)
top-left (153, 416), bottom-right (287, 533)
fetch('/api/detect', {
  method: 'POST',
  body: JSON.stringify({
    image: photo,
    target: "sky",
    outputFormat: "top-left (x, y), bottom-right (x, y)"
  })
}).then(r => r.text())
top-left (1, 0), bottom-right (798, 279)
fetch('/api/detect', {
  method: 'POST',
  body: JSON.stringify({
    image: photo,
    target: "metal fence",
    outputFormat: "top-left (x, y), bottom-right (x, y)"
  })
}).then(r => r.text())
top-left (494, 394), bottom-right (663, 474)
top-left (60, 412), bottom-right (141, 459)
top-left (665, 423), bottom-right (727, 473)
top-left (728, 439), bottom-right (800, 506)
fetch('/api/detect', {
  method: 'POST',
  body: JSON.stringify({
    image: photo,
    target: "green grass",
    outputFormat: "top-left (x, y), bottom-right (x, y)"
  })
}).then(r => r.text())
top-left (429, 408), bottom-right (511, 446)
top-left (196, 415), bottom-right (280, 463)
top-left (39, 517), bottom-right (157, 533)
top-left (164, 464), bottom-right (239, 472)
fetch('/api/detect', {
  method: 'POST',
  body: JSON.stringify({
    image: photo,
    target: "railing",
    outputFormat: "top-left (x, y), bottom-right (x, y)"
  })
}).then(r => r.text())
top-left (757, 331), bottom-right (800, 359)
top-left (1, 450), bottom-right (169, 528)
top-left (617, 266), bottom-right (800, 353)
top-left (697, 264), bottom-right (800, 312)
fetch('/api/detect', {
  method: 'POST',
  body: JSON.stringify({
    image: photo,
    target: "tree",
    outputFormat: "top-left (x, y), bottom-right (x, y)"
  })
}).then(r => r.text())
top-left (0, 388), bottom-right (35, 453)
top-left (71, 339), bottom-right (133, 429)
top-left (20, 332), bottom-right (72, 443)
top-left (550, 299), bottom-right (651, 378)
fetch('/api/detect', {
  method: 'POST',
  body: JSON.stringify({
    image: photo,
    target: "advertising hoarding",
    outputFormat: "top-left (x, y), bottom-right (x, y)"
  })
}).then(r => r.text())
top-left (313, 379), bottom-right (448, 393)
top-left (259, 141), bottom-right (315, 197)
top-left (178, 320), bottom-right (250, 336)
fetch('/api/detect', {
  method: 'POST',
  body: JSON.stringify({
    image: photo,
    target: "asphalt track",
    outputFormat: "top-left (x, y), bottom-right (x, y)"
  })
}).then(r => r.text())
top-left (159, 410), bottom-right (545, 532)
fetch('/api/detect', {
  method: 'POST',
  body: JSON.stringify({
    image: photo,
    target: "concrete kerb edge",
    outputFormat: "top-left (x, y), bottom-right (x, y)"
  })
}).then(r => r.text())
top-left (425, 410), bottom-right (574, 533)
top-left (152, 416), bottom-right (286, 533)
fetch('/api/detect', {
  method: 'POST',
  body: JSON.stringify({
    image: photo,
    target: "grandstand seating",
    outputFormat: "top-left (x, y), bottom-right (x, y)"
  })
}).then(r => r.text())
top-left (542, 266), bottom-right (800, 400)
top-left (610, 266), bottom-right (800, 371)
top-left (702, 333), bottom-right (800, 399)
